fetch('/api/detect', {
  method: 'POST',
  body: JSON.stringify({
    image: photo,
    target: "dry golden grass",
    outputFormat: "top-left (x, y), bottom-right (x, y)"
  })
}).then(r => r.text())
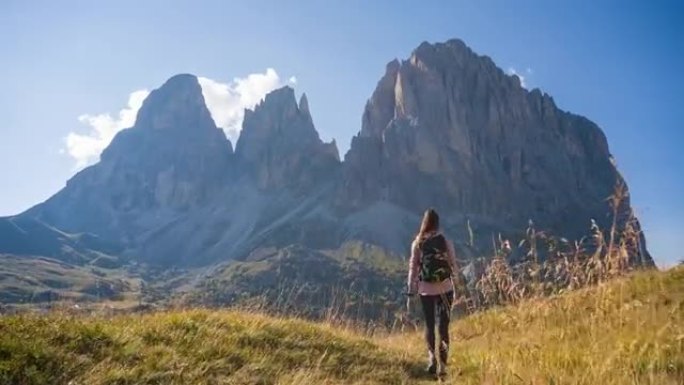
top-left (470, 181), bottom-right (649, 312)
top-left (1, 266), bottom-right (682, 385)
top-left (385, 266), bottom-right (684, 384)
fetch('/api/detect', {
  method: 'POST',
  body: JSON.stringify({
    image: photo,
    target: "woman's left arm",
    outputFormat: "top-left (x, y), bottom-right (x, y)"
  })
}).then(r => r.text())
top-left (407, 240), bottom-right (420, 294)
top-left (446, 238), bottom-right (462, 304)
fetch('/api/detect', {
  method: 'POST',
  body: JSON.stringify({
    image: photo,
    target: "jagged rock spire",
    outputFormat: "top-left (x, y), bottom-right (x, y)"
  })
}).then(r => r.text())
top-left (235, 86), bottom-right (340, 191)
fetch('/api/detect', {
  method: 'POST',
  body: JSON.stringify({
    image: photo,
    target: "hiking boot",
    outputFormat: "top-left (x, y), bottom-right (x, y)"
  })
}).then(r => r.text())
top-left (427, 362), bottom-right (437, 375)
top-left (426, 351), bottom-right (437, 375)
top-left (438, 342), bottom-right (449, 377)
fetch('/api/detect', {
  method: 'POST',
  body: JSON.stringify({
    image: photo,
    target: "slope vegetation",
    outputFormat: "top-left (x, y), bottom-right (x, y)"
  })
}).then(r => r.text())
top-left (1, 267), bottom-right (682, 384)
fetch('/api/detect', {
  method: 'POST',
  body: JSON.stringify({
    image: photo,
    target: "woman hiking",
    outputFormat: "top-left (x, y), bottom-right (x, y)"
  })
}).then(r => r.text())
top-left (407, 208), bottom-right (460, 377)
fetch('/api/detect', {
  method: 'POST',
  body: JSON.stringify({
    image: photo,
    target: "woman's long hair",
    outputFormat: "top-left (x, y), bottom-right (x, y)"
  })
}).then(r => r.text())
top-left (416, 208), bottom-right (440, 243)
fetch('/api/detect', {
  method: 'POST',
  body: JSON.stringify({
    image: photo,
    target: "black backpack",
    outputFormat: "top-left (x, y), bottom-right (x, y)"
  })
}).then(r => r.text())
top-left (419, 234), bottom-right (452, 283)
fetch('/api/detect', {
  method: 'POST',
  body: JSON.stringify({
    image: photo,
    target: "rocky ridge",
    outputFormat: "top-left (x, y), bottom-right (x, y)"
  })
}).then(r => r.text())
top-left (0, 39), bottom-right (652, 297)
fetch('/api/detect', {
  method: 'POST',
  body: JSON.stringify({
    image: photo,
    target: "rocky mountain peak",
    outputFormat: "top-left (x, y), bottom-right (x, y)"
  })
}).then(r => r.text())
top-left (264, 85), bottom-right (296, 106)
top-left (359, 60), bottom-right (400, 139)
top-left (30, 73), bottom-right (233, 245)
top-left (101, 73), bottom-right (232, 164)
top-left (410, 39), bottom-right (481, 72)
top-left (341, 38), bottom-right (634, 244)
top-left (134, 74), bottom-right (216, 133)
top-left (235, 86), bottom-right (340, 191)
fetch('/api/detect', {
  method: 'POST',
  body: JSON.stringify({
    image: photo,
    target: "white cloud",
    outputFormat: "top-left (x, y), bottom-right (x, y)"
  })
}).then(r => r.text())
top-left (64, 69), bottom-right (297, 169)
top-left (65, 89), bottom-right (149, 169)
top-left (507, 67), bottom-right (531, 89)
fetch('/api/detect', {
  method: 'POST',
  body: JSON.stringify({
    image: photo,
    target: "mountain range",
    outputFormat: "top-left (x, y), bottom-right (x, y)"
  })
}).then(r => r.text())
top-left (0, 38), bottom-right (652, 309)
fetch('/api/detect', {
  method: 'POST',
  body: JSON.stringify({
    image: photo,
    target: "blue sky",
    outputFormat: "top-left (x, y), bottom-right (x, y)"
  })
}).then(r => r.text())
top-left (1, 0), bottom-right (682, 267)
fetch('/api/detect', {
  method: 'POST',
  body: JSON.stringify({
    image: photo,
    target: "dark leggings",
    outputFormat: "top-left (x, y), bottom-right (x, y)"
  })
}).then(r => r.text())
top-left (420, 291), bottom-right (453, 364)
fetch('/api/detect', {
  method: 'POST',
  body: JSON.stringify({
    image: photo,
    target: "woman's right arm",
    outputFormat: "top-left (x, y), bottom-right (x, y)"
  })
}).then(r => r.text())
top-left (446, 239), bottom-right (460, 275)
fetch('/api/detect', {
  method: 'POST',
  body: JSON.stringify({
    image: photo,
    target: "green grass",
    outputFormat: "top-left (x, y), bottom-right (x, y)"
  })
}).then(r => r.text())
top-left (1, 267), bottom-right (682, 384)
top-left (0, 254), bottom-right (137, 304)
top-left (0, 310), bottom-right (422, 385)
top-left (184, 244), bottom-right (406, 323)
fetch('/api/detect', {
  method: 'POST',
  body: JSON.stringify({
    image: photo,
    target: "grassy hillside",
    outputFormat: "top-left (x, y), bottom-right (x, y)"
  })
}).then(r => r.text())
top-left (390, 266), bottom-right (684, 384)
top-left (182, 242), bottom-right (407, 322)
top-left (0, 254), bottom-right (137, 305)
top-left (0, 217), bottom-right (124, 265)
top-left (1, 267), bottom-right (682, 385)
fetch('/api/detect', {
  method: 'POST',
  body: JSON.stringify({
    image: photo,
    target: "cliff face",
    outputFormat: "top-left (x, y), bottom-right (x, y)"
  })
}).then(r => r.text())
top-left (341, 39), bottom-right (626, 241)
top-left (235, 87), bottom-right (340, 192)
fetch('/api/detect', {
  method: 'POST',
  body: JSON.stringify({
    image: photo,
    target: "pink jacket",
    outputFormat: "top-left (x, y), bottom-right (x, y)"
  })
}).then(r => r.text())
top-left (408, 231), bottom-right (459, 296)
